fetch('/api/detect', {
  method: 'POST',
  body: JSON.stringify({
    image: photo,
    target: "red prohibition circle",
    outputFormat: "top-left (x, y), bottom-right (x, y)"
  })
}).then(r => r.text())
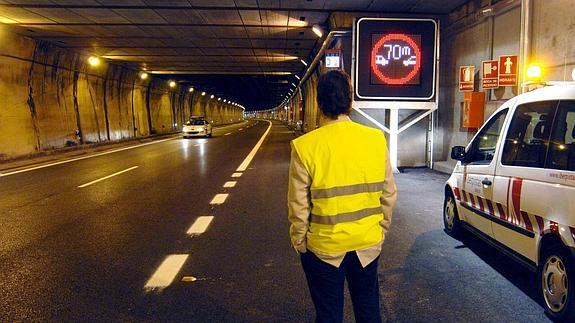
top-left (370, 33), bottom-right (422, 85)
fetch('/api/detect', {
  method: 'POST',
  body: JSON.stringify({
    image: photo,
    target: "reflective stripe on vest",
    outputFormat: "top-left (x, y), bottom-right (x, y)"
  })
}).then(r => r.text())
top-left (292, 121), bottom-right (387, 254)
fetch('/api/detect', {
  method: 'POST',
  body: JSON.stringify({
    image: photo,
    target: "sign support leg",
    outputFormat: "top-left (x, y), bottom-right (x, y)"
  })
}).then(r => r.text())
top-left (390, 108), bottom-right (400, 174)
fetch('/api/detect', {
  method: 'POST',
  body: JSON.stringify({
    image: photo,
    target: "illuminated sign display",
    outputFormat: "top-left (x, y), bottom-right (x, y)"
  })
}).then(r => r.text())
top-left (371, 33), bottom-right (421, 85)
top-left (325, 49), bottom-right (341, 69)
top-left (354, 18), bottom-right (438, 100)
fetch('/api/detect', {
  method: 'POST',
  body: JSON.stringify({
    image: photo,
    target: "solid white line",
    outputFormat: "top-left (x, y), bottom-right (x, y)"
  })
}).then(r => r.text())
top-left (187, 216), bottom-right (215, 236)
top-left (144, 254), bottom-right (189, 290)
top-left (78, 166), bottom-right (139, 188)
top-left (236, 120), bottom-right (272, 171)
top-left (210, 193), bottom-right (229, 205)
top-left (231, 172), bottom-right (242, 178)
top-left (223, 181), bottom-right (237, 188)
top-left (0, 138), bottom-right (172, 178)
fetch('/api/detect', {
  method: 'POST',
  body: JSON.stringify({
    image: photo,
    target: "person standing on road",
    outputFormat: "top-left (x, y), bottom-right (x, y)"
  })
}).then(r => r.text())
top-left (287, 69), bottom-right (397, 322)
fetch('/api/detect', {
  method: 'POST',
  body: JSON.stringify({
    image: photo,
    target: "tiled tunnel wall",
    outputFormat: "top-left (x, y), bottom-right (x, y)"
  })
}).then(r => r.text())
top-left (0, 26), bottom-right (244, 160)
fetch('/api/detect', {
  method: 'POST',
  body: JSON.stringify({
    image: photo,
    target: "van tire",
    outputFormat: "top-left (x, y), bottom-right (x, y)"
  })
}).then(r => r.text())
top-left (539, 245), bottom-right (575, 321)
top-left (443, 191), bottom-right (461, 239)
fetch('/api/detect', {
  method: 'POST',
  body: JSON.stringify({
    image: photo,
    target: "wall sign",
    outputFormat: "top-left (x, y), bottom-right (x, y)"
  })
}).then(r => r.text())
top-left (482, 60), bottom-right (499, 89)
top-left (459, 66), bottom-right (475, 92)
top-left (354, 17), bottom-right (438, 100)
top-left (498, 55), bottom-right (518, 86)
top-left (325, 49), bottom-right (341, 69)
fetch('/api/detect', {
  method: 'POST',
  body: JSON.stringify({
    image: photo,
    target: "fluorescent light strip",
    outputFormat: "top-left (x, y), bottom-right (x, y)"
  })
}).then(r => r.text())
top-left (144, 254), bottom-right (189, 291)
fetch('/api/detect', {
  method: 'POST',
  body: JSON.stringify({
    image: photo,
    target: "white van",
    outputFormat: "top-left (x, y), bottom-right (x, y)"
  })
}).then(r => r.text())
top-left (444, 83), bottom-right (575, 320)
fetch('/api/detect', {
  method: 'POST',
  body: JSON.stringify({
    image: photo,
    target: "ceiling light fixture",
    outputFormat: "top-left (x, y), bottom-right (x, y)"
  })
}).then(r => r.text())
top-left (169, 80), bottom-right (176, 88)
top-left (201, 91), bottom-right (206, 96)
top-left (210, 94), bottom-right (215, 99)
top-left (139, 72), bottom-right (148, 80)
top-left (189, 87), bottom-right (194, 92)
top-left (294, 75), bottom-right (300, 80)
top-left (88, 56), bottom-right (101, 67)
top-left (300, 59), bottom-right (308, 66)
top-left (312, 24), bottom-right (324, 38)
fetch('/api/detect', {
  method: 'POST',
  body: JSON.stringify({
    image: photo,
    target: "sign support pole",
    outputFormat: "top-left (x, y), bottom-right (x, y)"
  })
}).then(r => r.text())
top-left (389, 108), bottom-right (400, 173)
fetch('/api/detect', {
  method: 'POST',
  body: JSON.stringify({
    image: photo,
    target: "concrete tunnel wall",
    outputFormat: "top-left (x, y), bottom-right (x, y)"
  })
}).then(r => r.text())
top-left (0, 25), bottom-right (244, 160)
top-left (434, 0), bottom-right (575, 171)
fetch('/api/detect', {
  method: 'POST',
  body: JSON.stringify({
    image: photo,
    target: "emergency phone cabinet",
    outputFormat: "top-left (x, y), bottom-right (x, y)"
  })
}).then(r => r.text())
top-left (461, 91), bottom-right (485, 129)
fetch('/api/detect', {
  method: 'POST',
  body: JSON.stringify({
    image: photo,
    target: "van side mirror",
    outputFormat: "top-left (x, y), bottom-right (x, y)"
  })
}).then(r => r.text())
top-left (451, 146), bottom-right (467, 161)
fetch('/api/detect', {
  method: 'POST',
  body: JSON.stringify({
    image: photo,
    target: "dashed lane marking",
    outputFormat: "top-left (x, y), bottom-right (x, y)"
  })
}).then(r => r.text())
top-left (1, 138), bottom-right (172, 178)
top-left (231, 172), bottom-right (242, 178)
top-left (187, 216), bottom-right (215, 236)
top-left (224, 133), bottom-right (231, 136)
top-left (77, 166), bottom-right (139, 188)
top-left (144, 254), bottom-right (188, 291)
top-left (223, 181), bottom-right (237, 188)
top-left (236, 120), bottom-right (272, 172)
top-left (210, 194), bottom-right (229, 205)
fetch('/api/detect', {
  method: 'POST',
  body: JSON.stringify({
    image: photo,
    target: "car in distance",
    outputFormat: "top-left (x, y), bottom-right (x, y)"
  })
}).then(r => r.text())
top-left (182, 119), bottom-right (212, 138)
top-left (444, 83), bottom-right (575, 321)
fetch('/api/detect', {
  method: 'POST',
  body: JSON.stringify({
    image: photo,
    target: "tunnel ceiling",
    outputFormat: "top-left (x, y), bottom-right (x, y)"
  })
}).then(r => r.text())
top-left (0, 0), bottom-right (469, 111)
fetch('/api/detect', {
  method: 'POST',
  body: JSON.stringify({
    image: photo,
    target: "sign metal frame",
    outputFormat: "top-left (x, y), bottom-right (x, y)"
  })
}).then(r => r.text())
top-left (354, 17), bottom-right (438, 101)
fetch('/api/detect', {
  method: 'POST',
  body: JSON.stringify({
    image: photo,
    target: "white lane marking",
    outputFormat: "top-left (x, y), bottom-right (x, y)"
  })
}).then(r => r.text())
top-left (0, 138), bottom-right (172, 178)
top-left (231, 172), bottom-right (242, 178)
top-left (224, 133), bottom-right (231, 136)
top-left (144, 254), bottom-right (189, 291)
top-left (187, 216), bottom-right (215, 236)
top-left (236, 120), bottom-right (272, 172)
top-left (239, 128), bottom-right (244, 131)
top-left (210, 193), bottom-right (229, 205)
top-left (78, 166), bottom-right (139, 188)
top-left (223, 181), bottom-right (237, 188)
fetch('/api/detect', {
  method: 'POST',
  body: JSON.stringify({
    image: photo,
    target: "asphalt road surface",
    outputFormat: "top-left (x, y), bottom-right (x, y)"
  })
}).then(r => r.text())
top-left (0, 120), bottom-right (551, 322)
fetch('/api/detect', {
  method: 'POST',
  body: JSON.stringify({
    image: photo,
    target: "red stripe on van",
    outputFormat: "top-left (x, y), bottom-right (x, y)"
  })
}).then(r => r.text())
top-left (477, 196), bottom-right (485, 212)
top-left (511, 178), bottom-right (523, 226)
top-left (462, 190), bottom-right (468, 203)
top-left (453, 187), bottom-right (461, 201)
top-left (520, 211), bottom-right (533, 232)
top-left (469, 194), bottom-right (476, 208)
top-left (497, 203), bottom-right (507, 221)
top-left (486, 200), bottom-right (495, 217)
top-left (535, 216), bottom-right (544, 235)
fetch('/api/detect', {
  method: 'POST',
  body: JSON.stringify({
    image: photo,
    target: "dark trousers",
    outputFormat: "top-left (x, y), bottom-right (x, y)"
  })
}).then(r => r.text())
top-left (300, 251), bottom-right (382, 323)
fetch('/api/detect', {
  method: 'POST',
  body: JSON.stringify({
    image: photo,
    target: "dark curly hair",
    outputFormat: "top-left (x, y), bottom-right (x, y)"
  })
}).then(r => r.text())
top-left (316, 70), bottom-right (352, 119)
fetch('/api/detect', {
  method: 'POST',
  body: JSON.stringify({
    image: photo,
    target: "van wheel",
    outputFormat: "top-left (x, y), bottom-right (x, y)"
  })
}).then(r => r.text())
top-left (443, 191), bottom-right (461, 239)
top-left (539, 246), bottom-right (575, 321)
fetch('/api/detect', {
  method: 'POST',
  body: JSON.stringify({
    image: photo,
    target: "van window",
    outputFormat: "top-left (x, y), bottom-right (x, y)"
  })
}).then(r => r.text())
top-left (501, 101), bottom-right (558, 168)
top-left (547, 100), bottom-right (575, 171)
top-left (465, 109), bottom-right (508, 165)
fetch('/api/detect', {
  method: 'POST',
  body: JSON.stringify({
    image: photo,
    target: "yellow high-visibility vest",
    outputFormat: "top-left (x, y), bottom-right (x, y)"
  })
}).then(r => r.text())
top-left (291, 121), bottom-right (387, 254)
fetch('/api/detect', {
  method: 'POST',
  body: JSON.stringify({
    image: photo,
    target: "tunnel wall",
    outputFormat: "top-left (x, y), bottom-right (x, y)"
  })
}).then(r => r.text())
top-left (0, 26), bottom-right (244, 160)
top-left (434, 0), bottom-right (575, 171)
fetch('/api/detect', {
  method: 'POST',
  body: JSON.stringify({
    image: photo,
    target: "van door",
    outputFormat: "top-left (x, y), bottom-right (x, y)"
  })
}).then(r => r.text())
top-left (494, 100), bottom-right (560, 262)
top-left (458, 108), bottom-right (509, 237)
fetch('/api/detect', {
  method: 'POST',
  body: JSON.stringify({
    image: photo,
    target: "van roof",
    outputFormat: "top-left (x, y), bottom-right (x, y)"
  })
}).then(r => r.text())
top-left (516, 83), bottom-right (575, 104)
